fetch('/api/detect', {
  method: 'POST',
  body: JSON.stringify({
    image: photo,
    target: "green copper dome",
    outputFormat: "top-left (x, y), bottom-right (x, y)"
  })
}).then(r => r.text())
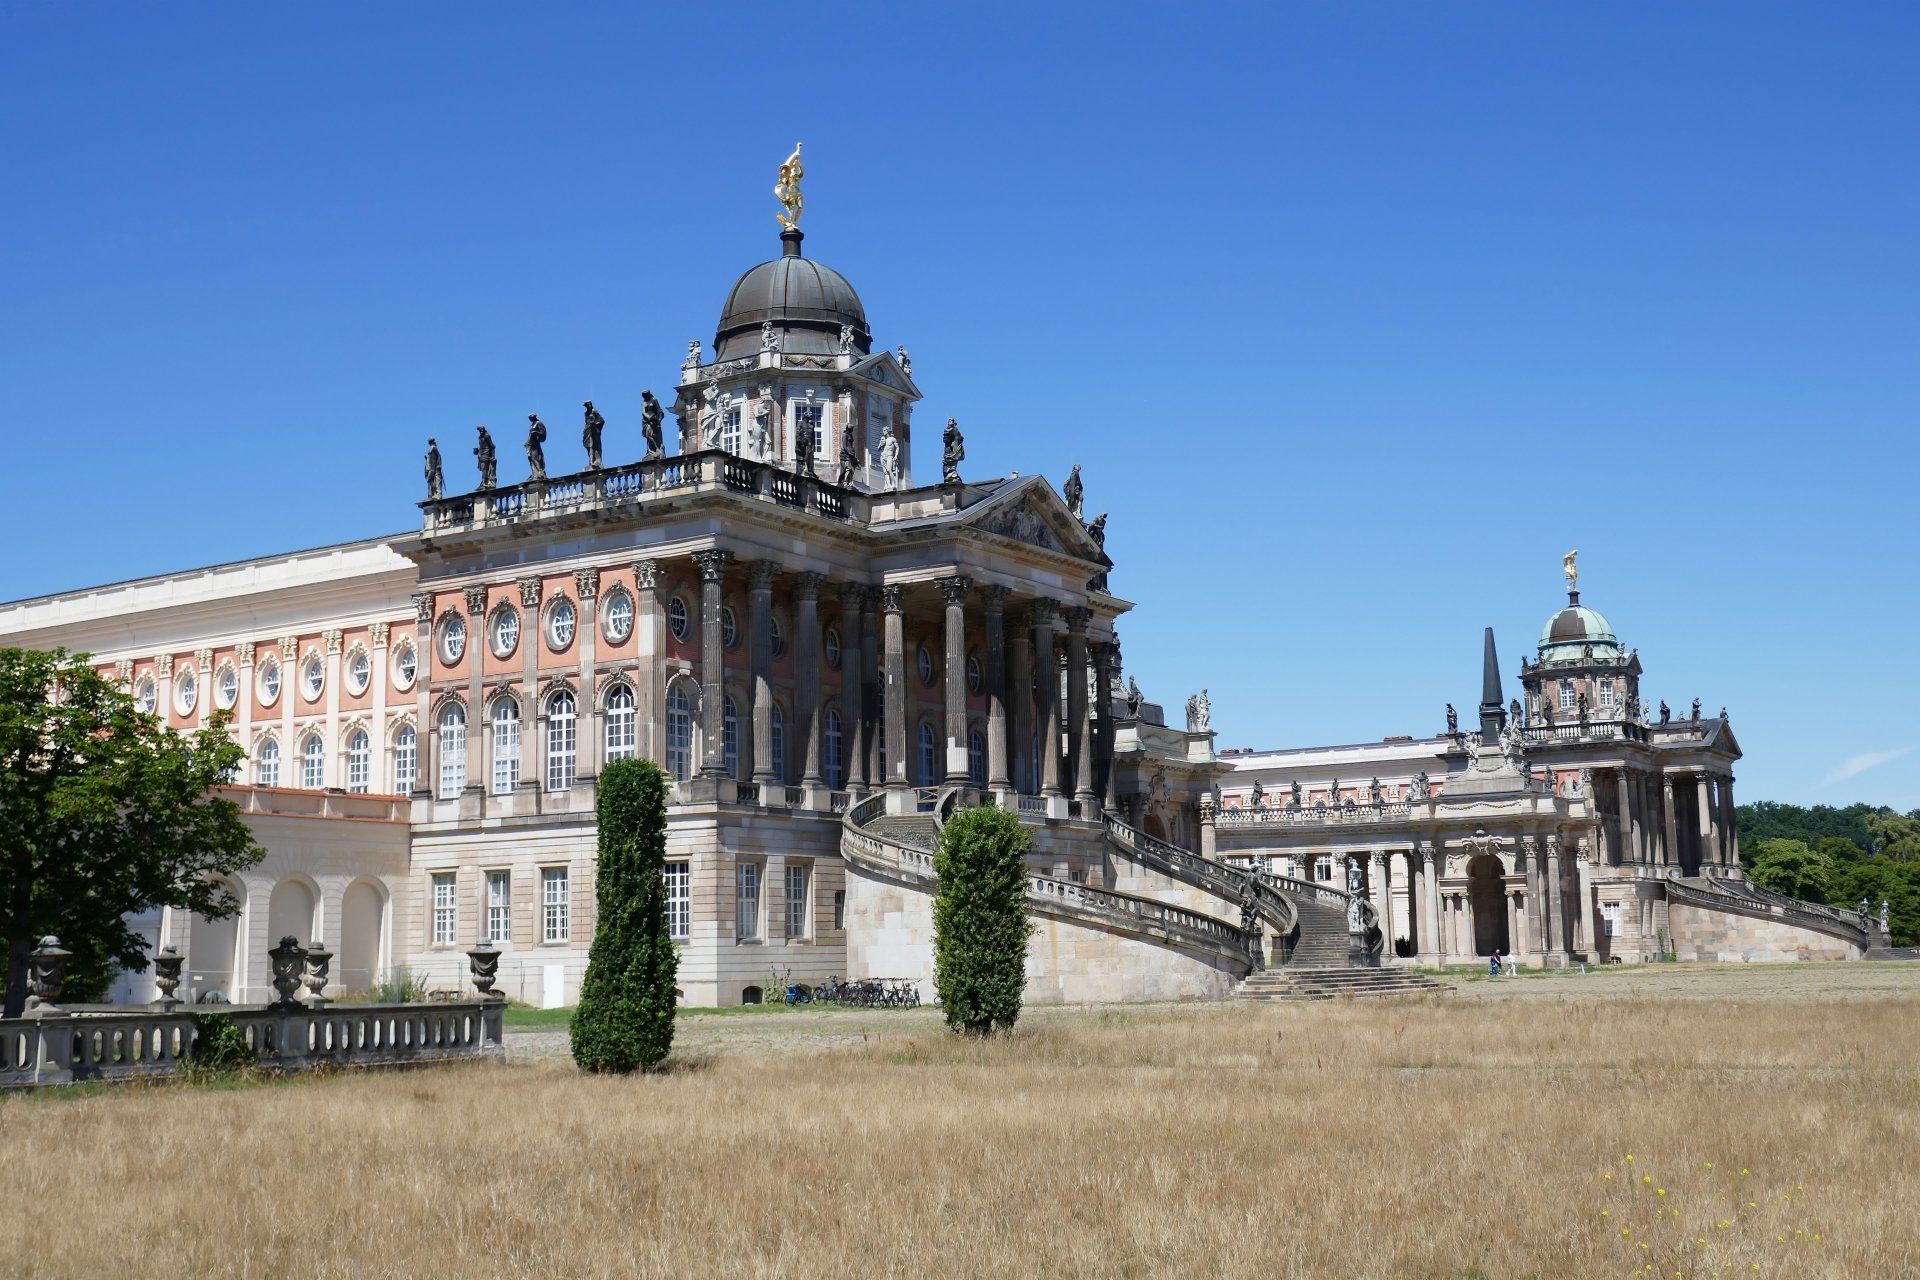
top-left (1538, 595), bottom-right (1620, 661)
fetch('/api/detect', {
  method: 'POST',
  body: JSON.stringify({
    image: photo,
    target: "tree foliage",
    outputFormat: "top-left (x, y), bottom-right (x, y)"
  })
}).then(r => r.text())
top-left (0, 648), bottom-right (261, 1017)
top-left (571, 757), bottom-right (677, 1072)
top-left (1736, 799), bottom-right (1920, 947)
top-left (932, 805), bottom-right (1033, 1035)
top-left (1746, 839), bottom-right (1833, 903)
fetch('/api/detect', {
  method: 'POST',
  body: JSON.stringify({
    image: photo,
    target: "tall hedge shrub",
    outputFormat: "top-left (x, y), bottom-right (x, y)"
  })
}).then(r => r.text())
top-left (933, 805), bottom-right (1034, 1034)
top-left (571, 757), bottom-right (677, 1072)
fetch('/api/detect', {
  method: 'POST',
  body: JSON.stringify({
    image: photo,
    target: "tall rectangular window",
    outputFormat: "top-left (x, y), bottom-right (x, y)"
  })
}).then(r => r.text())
top-left (1598, 678), bottom-right (1616, 708)
top-left (492, 702), bottom-right (520, 795)
top-left (541, 867), bottom-right (570, 943)
top-left (664, 862), bottom-right (690, 940)
top-left (545, 693), bottom-right (577, 792)
top-left (720, 406), bottom-right (741, 455)
top-left (1559, 680), bottom-right (1576, 711)
top-left (785, 863), bottom-right (810, 940)
top-left (393, 726), bottom-right (417, 794)
top-left (736, 862), bottom-right (761, 941)
top-left (431, 872), bottom-right (457, 946)
top-left (832, 889), bottom-right (846, 932)
top-left (485, 870), bottom-right (511, 945)
top-left (439, 710), bottom-right (466, 798)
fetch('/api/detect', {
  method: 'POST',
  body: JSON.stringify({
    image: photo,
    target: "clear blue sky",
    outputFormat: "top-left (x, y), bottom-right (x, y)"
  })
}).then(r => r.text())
top-left (3, 4), bottom-right (1915, 810)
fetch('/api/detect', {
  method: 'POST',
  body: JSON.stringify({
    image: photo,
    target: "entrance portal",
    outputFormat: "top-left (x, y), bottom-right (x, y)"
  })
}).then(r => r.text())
top-left (1466, 855), bottom-right (1510, 956)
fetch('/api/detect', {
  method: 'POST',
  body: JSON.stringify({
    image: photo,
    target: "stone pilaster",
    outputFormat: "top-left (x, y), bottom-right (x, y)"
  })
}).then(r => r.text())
top-left (633, 560), bottom-right (666, 771)
top-left (409, 593), bottom-right (432, 801)
top-left (1006, 608), bottom-right (1033, 794)
top-left (747, 560), bottom-right (778, 787)
top-left (982, 586), bottom-right (1011, 792)
top-left (796, 573), bottom-right (825, 787)
top-left (574, 567), bottom-right (599, 783)
top-left (859, 587), bottom-right (881, 786)
top-left (691, 550), bottom-right (733, 782)
top-left (1064, 607), bottom-right (1094, 805)
top-left (881, 584), bottom-right (908, 790)
top-left (1031, 602), bottom-right (1062, 799)
top-left (936, 575), bottom-right (973, 783)
top-left (838, 582), bottom-right (866, 791)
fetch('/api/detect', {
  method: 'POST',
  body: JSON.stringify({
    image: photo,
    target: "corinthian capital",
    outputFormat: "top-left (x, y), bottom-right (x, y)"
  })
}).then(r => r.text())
top-left (935, 575), bottom-right (974, 605)
top-left (691, 549), bottom-right (734, 583)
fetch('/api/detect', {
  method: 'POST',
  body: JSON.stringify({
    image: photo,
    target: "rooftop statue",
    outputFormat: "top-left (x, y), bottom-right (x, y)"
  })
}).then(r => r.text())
top-left (424, 437), bottom-right (443, 501)
top-left (1690, 698), bottom-right (1702, 723)
top-left (838, 324), bottom-right (854, 356)
top-left (640, 390), bottom-right (665, 461)
top-left (1446, 703), bottom-right (1458, 734)
top-left (1064, 463), bottom-right (1084, 520)
top-left (942, 418), bottom-right (965, 484)
top-left (796, 391), bottom-right (818, 475)
top-left (701, 383), bottom-right (724, 451)
top-left (1412, 770), bottom-right (1430, 800)
top-left (752, 390), bottom-right (774, 459)
top-left (582, 401), bottom-right (605, 471)
top-left (774, 142), bottom-right (804, 231)
top-left (473, 425), bottom-right (497, 491)
top-left (1659, 700), bottom-right (1671, 725)
top-left (896, 345), bottom-right (911, 375)
top-left (1369, 777), bottom-right (1384, 805)
top-left (1249, 780), bottom-right (1265, 810)
top-left (836, 417), bottom-right (858, 487)
top-left (525, 415), bottom-right (548, 482)
top-left (760, 320), bottom-right (778, 354)
top-left (1289, 779), bottom-right (1302, 807)
top-left (1185, 688), bottom-right (1211, 732)
top-left (1125, 676), bottom-right (1143, 718)
top-left (1509, 697), bottom-right (1523, 723)
top-left (1564, 548), bottom-right (1579, 589)
top-left (878, 429), bottom-right (901, 490)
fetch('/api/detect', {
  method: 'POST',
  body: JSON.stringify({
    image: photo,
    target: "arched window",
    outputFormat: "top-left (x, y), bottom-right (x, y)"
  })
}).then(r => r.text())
top-left (666, 682), bottom-right (695, 781)
top-left (438, 705), bottom-right (467, 798)
top-left (667, 596), bottom-right (690, 642)
top-left (770, 702), bottom-right (786, 784)
top-left (824, 626), bottom-right (841, 669)
top-left (136, 677), bottom-right (158, 715)
top-left (968, 728), bottom-right (986, 787)
top-left (176, 669), bottom-right (198, 715)
top-left (721, 606), bottom-right (740, 650)
top-left (301, 654), bottom-right (325, 701)
top-left (300, 733), bottom-right (325, 789)
top-left (770, 614), bottom-right (786, 659)
top-left (604, 685), bottom-right (636, 762)
top-left (916, 645), bottom-right (935, 686)
top-left (392, 725), bottom-right (418, 794)
top-left (256, 735), bottom-right (281, 788)
top-left (346, 728), bottom-right (371, 793)
top-left (917, 721), bottom-right (938, 786)
top-left (602, 589), bottom-right (634, 645)
top-left (547, 598), bottom-right (577, 651)
top-left (966, 653), bottom-right (982, 697)
top-left (546, 691), bottom-right (577, 792)
top-left (216, 664), bottom-right (239, 709)
top-left (824, 709), bottom-right (844, 790)
top-left (491, 698), bottom-right (521, 795)
top-left (723, 695), bottom-right (741, 778)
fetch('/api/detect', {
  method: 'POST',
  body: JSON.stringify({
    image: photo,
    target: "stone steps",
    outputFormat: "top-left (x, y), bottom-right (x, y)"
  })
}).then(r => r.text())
top-left (1239, 967), bottom-right (1447, 1002)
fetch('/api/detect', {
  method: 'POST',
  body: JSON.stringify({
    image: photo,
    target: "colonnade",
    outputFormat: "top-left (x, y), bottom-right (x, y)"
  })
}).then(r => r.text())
top-left (1592, 765), bottom-right (1738, 871)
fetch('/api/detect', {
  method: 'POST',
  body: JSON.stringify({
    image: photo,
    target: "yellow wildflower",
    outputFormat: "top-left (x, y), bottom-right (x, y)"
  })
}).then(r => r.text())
top-left (1643, 1175), bottom-right (1653, 1185)
top-left (1604, 1173), bottom-right (1614, 1182)
top-left (1626, 1154), bottom-right (1635, 1162)
top-left (1657, 1188), bottom-right (1667, 1198)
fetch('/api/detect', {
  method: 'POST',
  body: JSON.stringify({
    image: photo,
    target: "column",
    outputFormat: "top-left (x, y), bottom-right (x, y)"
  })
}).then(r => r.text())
top-left (982, 586), bottom-right (1011, 791)
top-left (278, 634), bottom-right (298, 790)
top-left (691, 550), bottom-right (733, 780)
top-left (515, 578), bottom-right (541, 799)
top-left (1696, 774), bottom-right (1715, 869)
top-left (1064, 607), bottom-right (1095, 805)
top-left (1543, 835), bottom-right (1564, 958)
top-left (407, 595), bottom-right (431, 799)
top-left (1031, 602), bottom-right (1062, 798)
top-left (881, 584), bottom-right (908, 789)
top-left (1419, 844), bottom-right (1440, 964)
top-left (154, 653), bottom-right (174, 732)
top-left (322, 631), bottom-right (342, 792)
top-left (837, 582), bottom-right (866, 791)
top-left (1660, 776), bottom-right (1678, 867)
top-left (1613, 767), bottom-right (1632, 869)
top-left (1370, 852), bottom-right (1391, 943)
top-left (1007, 608), bottom-right (1033, 794)
top-left (936, 575), bottom-right (973, 783)
top-left (574, 568), bottom-right (599, 783)
top-left (1093, 640), bottom-right (1118, 813)
top-left (1198, 795), bottom-right (1217, 858)
top-left (747, 560), bottom-right (777, 787)
top-left (368, 627), bottom-right (389, 793)
top-left (1720, 774), bottom-right (1738, 866)
top-left (1573, 846), bottom-right (1594, 954)
top-left (1523, 838), bottom-right (1547, 956)
top-left (860, 588), bottom-right (881, 786)
top-left (796, 573), bottom-right (825, 787)
top-left (633, 560), bottom-right (666, 769)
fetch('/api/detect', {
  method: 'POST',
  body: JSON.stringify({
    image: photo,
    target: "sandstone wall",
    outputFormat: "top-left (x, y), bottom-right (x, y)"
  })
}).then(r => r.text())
top-left (1668, 901), bottom-right (1862, 963)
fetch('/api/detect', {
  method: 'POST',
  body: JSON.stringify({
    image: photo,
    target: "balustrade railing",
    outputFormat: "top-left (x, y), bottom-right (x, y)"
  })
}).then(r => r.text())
top-left (1517, 721), bottom-right (1649, 745)
top-left (1666, 873), bottom-right (1871, 947)
top-left (1216, 801), bottom-right (1415, 828)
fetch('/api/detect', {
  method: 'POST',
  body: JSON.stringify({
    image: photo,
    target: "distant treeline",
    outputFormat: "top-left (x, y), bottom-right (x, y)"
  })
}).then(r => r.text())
top-left (1735, 801), bottom-right (1920, 946)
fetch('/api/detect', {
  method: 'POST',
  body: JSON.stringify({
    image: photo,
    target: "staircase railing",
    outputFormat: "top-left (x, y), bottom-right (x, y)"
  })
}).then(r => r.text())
top-left (1666, 874), bottom-right (1872, 951)
top-left (1249, 869), bottom-right (1386, 967)
top-left (1101, 813), bottom-right (1298, 941)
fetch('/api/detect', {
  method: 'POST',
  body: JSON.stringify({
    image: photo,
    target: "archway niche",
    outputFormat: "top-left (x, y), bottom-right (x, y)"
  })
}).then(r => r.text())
top-left (267, 878), bottom-right (319, 950)
top-left (1466, 855), bottom-right (1510, 956)
top-left (338, 880), bottom-right (388, 995)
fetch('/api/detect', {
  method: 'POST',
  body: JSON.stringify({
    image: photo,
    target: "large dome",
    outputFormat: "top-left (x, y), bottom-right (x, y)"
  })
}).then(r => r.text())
top-left (1538, 596), bottom-right (1620, 660)
top-left (714, 228), bottom-right (871, 361)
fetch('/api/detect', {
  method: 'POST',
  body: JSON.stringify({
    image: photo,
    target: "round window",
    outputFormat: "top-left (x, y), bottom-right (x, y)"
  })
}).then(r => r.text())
top-left (966, 653), bottom-right (983, 696)
top-left (667, 596), bottom-right (690, 642)
top-left (603, 589), bottom-right (634, 644)
top-left (393, 642), bottom-right (418, 690)
top-left (548, 598), bottom-right (577, 649)
top-left (722, 605), bottom-right (740, 650)
top-left (259, 660), bottom-right (282, 704)
top-left (916, 645), bottom-right (934, 686)
top-left (302, 655), bottom-right (325, 700)
top-left (176, 671), bottom-right (198, 715)
top-left (216, 665), bottom-right (239, 709)
top-left (346, 650), bottom-right (371, 695)
top-left (824, 626), bottom-right (842, 669)
top-left (137, 677), bottom-right (158, 714)
top-left (440, 615), bottom-right (467, 664)
top-left (490, 608), bottom-right (520, 658)
top-left (770, 614), bottom-right (786, 659)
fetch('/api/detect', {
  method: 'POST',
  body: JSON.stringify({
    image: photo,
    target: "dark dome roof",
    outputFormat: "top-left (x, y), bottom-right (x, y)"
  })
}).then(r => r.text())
top-left (1539, 594), bottom-right (1620, 659)
top-left (714, 229), bottom-right (871, 360)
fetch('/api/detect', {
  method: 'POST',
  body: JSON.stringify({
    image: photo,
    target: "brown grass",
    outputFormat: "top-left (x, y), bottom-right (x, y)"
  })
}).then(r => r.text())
top-left (5, 965), bottom-right (1919, 1279)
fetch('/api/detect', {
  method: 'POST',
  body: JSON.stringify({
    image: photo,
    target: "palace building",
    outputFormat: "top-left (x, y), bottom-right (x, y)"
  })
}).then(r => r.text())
top-left (0, 170), bottom-right (1881, 1008)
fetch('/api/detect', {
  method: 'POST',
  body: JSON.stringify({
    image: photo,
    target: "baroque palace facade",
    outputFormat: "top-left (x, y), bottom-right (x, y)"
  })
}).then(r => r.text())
top-left (0, 172), bottom-right (1883, 1007)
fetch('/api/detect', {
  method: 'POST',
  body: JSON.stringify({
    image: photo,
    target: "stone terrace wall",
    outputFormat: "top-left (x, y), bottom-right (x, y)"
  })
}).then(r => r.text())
top-left (1668, 901), bottom-right (1863, 963)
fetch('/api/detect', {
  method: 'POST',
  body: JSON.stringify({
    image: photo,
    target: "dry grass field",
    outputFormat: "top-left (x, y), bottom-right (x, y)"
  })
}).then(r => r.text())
top-left (4, 963), bottom-right (1918, 1279)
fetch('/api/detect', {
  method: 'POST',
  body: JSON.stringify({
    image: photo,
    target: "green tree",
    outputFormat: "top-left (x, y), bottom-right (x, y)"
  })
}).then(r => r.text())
top-left (0, 647), bottom-right (260, 1017)
top-left (932, 805), bottom-right (1034, 1035)
top-left (571, 757), bottom-right (678, 1072)
top-left (1865, 810), bottom-right (1920, 861)
top-left (1746, 839), bottom-right (1834, 904)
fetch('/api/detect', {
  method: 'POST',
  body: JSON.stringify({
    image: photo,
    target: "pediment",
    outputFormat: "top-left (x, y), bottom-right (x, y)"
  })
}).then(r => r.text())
top-left (848, 350), bottom-right (922, 400)
top-left (963, 479), bottom-right (1106, 562)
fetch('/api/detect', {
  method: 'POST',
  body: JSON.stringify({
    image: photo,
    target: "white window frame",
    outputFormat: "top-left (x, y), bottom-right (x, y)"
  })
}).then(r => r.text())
top-left (393, 642), bottom-right (418, 690)
top-left (346, 649), bottom-right (371, 696)
top-left (485, 870), bottom-right (511, 945)
top-left (667, 682), bottom-right (695, 781)
top-left (438, 705), bottom-right (467, 797)
top-left (602, 590), bottom-right (634, 644)
top-left (175, 669), bottom-right (198, 715)
top-left (547, 598), bottom-right (577, 651)
top-left (667, 596), bottom-right (690, 642)
top-left (824, 709), bottom-right (843, 790)
top-left (137, 676), bottom-right (158, 715)
top-left (490, 607), bottom-right (520, 659)
top-left (300, 733), bottom-right (325, 789)
top-left (392, 724), bottom-right (417, 794)
top-left (665, 862), bottom-right (690, 941)
top-left (301, 655), bottom-right (325, 702)
top-left (604, 685), bottom-right (636, 762)
top-left (1559, 680), bottom-right (1576, 711)
top-left (541, 867), bottom-right (570, 943)
top-left (491, 698), bottom-right (521, 795)
top-left (966, 653), bottom-right (982, 696)
top-left (216, 664), bottom-right (239, 709)
top-left (1598, 678), bottom-right (1616, 708)
top-left (790, 397), bottom-right (825, 462)
top-left (346, 728), bottom-right (371, 793)
top-left (736, 861), bottom-right (762, 942)
top-left (721, 606), bottom-right (739, 650)
top-left (545, 691), bottom-right (577, 792)
top-left (720, 403), bottom-right (742, 455)
top-left (256, 735), bottom-right (281, 787)
top-left (440, 614), bottom-right (467, 664)
top-left (431, 872), bottom-right (457, 946)
top-left (785, 863), bottom-right (810, 940)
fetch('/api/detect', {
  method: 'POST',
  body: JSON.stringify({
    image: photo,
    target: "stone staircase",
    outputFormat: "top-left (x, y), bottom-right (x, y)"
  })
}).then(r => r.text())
top-left (1283, 895), bottom-right (1355, 969)
top-left (1238, 967), bottom-right (1447, 1001)
top-left (867, 814), bottom-right (937, 851)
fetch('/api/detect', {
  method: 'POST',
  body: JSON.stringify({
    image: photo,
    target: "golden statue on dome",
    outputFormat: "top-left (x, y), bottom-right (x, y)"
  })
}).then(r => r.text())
top-left (774, 143), bottom-right (804, 230)
top-left (1563, 549), bottom-right (1579, 589)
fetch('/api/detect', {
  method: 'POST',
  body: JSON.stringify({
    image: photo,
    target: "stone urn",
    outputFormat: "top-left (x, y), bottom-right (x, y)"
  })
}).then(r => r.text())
top-left (302, 940), bottom-right (333, 1009)
top-left (466, 940), bottom-right (503, 1002)
top-left (26, 936), bottom-right (71, 1015)
top-left (152, 945), bottom-right (185, 1011)
top-left (267, 936), bottom-right (306, 1010)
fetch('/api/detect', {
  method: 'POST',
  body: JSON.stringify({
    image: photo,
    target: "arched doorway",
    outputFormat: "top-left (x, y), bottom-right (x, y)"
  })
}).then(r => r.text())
top-left (1466, 855), bottom-right (1509, 956)
top-left (338, 879), bottom-right (388, 995)
top-left (1143, 811), bottom-right (1169, 842)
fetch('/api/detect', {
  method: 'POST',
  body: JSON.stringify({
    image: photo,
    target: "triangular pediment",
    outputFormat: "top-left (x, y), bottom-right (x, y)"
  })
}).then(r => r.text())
top-left (961, 478), bottom-right (1107, 563)
top-left (848, 350), bottom-right (922, 400)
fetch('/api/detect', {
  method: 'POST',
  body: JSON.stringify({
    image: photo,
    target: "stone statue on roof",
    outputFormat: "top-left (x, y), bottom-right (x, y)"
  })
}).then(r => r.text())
top-left (640, 390), bottom-right (665, 461)
top-left (942, 418), bottom-right (965, 484)
top-left (837, 417), bottom-right (858, 487)
top-left (425, 437), bottom-right (443, 501)
top-left (582, 401), bottom-right (605, 471)
top-left (473, 425), bottom-right (497, 491)
top-left (774, 143), bottom-right (804, 230)
top-left (879, 429), bottom-right (901, 490)
top-left (525, 415), bottom-right (548, 482)
top-left (1064, 464), bottom-right (1084, 520)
